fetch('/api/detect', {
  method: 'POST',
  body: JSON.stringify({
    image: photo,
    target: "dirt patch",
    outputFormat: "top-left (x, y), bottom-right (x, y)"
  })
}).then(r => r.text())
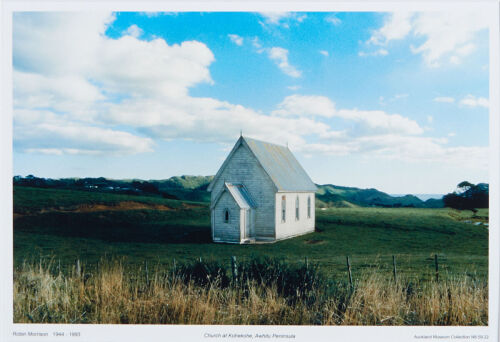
top-left (182, 202), bottom-right (204, 209)
top-left (16, 201), bottom-right (175, 218)
top-left (304, 239), bottom-right (325, 245)
top-left (75, 201), bottom-right (174, 212)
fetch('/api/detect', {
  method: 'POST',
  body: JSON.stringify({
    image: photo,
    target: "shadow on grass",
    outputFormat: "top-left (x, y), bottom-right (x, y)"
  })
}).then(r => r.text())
top-left (14, 210), bottom-right (212, 244)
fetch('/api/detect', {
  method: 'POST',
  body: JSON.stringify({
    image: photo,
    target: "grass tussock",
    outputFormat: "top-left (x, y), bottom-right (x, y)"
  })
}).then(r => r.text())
top-left (14, 258), bottom-right (487, 325)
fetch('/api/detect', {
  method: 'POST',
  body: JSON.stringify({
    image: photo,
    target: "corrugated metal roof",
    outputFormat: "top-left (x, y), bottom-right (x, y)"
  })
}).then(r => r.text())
top-left (242, 137), bottom-right (317, 192)
top-left (225, 183), bottom-right (256, 209)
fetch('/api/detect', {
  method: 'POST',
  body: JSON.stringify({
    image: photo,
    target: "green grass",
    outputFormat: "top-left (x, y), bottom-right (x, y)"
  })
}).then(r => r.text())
top-left (13, 186), bottom-right (191, 213)
top-left (13, 186), bottom-right (488, 283)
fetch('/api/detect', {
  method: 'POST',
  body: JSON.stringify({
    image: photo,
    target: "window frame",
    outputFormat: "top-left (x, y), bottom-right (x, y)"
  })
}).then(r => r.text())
top-left (223, 208), bottom-right (229, 223)
top-left (307, 196), bottom-right (311, 219)
top-left (281, 195), bottom-right (286, 222)
top-left (295, 196), bottom-right (300, 221)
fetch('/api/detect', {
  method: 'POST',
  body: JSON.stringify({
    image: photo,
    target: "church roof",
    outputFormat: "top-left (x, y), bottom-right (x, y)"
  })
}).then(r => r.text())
top-left (208, 136), bottom-right (317, 192)
top-left (224, 183), bottom-right (256, 209)
top-left (210, 183), bottom-right (256, 209)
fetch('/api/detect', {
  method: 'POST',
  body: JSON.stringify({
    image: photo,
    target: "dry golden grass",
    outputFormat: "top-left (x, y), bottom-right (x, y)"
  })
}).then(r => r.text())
top-left (13, 260), bottom-right (487, 325)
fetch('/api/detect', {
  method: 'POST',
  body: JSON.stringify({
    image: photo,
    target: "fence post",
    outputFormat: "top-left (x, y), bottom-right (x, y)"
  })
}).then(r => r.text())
top-left (199, 256), bottom-right (202, 263)
top-left (434, 254), bottom-right (439, 282)
top-left (231, 256), bottom-right (238, 285)
top-left (305, 256), bottom-right (309, 270)
top-left (75, 259), bottom-right (81, 277)
top-left (346, 256), bottom-right (353, 289)
top-left (392, 255), bottom-right (397, 285)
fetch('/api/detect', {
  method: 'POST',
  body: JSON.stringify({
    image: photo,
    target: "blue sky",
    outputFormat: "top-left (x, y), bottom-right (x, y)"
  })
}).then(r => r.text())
top-left (12, 11), bottom-right (490, 194)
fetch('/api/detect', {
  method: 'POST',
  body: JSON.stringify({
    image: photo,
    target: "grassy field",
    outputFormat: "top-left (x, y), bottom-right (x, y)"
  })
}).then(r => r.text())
top-left (14, 259), bottom-right (487, 325)
top-left (14, 186), bottom-right (488, 282)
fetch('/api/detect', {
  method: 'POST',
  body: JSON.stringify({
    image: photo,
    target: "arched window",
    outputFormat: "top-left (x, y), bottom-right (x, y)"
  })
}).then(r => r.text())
top-left (295, 196), bottom-right (300, 220)
top-left (307, 196), bottom-right (311, 218)
top-left (281, 195), bottom-right (286, 222)
top-left (224, 209), bottom-right (229, 223)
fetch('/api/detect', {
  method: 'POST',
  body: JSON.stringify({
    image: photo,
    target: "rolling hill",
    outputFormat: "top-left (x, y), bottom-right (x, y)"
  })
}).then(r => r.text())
top-left (316, 184), bottom-right (444, 208)
top-left (13, 175), bottom-right (443, 208)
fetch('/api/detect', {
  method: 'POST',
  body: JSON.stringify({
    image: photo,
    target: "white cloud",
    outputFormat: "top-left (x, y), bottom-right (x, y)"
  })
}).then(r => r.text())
top-left (287, 85), bottom-right (301, 91)
top-left (427, 115), bottom-right (433, 123)
top-left (259, 12), bottom-right (291, 25)
top-left (335, 109), bottom-right (424, 136)
top-left (228, 34), bottom-right (243, 46)
top-left (319, 50), bottom-right (329, 57)
top-left (368, 12), bottom-right (413, 45)
top-left (433, 95), bottom-right (488, 108)
top-left (124, 24), bottom-right (143, 38)
top-left (96, 37), bottom-right (214, 98)
top-left (273, 95), bottom-right (336, 117)
top-left (251, 37), bottom-right (262, 49)
top-left (273, 95), bottom-right (423, 136)
top-left (13, 12), bottom-right (114, 76)
top-left (13, 12), bottom-right (214, 155)
top-left (259, 12), bottom-right (307, 28)
top-left (358, 49), bottom-right (388, 57)
top-left (411, 12), bottom-right (487, 67)
top-left (351, 135), bottom-right (487, 169)
top-left (379, 93), bottom-right (408, 105)
top-left (251, 37), bottom-right (264, 53)
top-left (460, 95), bottom-right (489, 108)
top-left (393, 94), bottom-right (408, 100)
top-left (297, 133), bottom-right (487, 171)
top-left (268, 47), bottom-right (301, 78)
top-left (366, 11), bottom-right (488, 67)
top-left (325, 14), bottom-right (341, 26)
top-left (102, 95), bottom-right (333, 150)
top-left (14, 109), bottom-right (154, 155)
top-left (139, 12), bottom-right (178, 18)
top-left (14, 70), bottom-right (103, 121)
top-left (434, 96), bottom-right (455, 103)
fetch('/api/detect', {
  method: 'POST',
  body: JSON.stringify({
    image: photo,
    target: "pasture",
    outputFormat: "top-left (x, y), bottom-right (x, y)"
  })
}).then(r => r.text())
top-left (14, 186), bottom-right (488, 282)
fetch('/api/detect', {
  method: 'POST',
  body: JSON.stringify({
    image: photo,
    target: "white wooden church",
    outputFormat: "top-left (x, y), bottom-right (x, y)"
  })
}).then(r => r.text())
top-left (207, 136), bottom-right (317, 244)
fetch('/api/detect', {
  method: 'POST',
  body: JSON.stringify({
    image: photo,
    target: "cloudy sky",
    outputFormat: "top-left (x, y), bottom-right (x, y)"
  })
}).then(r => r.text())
top-left (12, 11), bottom-right (490, 194)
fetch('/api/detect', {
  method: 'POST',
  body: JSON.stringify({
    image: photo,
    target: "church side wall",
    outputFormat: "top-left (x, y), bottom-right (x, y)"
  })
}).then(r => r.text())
top-left (274, 192), bottom-right (315, 240)
top-left (213, 191), bottom-right (240, 243)
top-left (211, 144), bottom-right (276, 239)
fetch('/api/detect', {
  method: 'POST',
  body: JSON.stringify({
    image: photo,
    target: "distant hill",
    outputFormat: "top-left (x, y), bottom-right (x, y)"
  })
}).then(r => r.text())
top-left (13, 174), bottom-right (213, 203)
top-left (13, 175), bottom-right (444, 208)
top-left (316, 184), bottom-right (443, 208)
top-left (152, 176), bottom-right (213, 202)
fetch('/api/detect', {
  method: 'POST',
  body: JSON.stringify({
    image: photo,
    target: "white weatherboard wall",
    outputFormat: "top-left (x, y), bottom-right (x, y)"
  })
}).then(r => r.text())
top-left (213, 191), bottom-right (240, 243)
top-left (275, 192), bottom-right (315, 240)
top-left (210, 144), bottom-right (276, 239)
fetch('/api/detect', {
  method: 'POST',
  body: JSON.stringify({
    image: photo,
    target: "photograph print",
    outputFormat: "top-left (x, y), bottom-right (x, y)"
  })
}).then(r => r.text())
top-left (10, 7), bottom-right (494, 331)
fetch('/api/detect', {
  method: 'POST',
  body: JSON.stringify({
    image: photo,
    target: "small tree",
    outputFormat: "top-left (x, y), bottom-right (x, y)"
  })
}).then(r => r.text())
top-left (443, 181), bottom-right (488, 212)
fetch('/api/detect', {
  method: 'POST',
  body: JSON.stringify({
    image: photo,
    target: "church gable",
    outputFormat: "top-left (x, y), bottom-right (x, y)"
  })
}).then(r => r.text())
top-left (207, 137), bottom-right (275, 193)
top-left (207, 139), bottom-right (276, 202)
top-left (208, 136), bottom-right (317, 193)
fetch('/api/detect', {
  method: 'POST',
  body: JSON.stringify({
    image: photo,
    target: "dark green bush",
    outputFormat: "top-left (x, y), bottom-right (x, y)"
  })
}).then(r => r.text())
top-left (237, 257), bottom-right (325, 300)
top-left (174, 259), bottom-right (230, 287)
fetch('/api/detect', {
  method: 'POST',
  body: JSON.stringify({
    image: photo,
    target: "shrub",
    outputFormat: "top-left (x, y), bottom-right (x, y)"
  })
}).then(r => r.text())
top-left (237, 257), bottom-right (324, 300)
top-left (174, 259), bottom-right (230, 287)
